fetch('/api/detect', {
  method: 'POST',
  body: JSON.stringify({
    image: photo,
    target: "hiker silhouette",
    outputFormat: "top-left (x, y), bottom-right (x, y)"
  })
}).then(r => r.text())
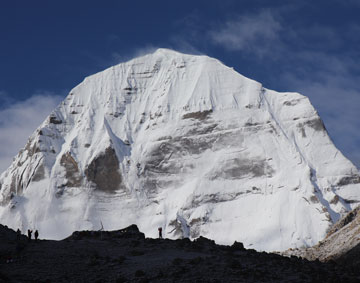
top-left (16, 229), bottom-right (21, 241)
top-left (27, 229), bottom-right (32, 242)
top-left (34, 230), bottom-right (39, 241)
top-left (158, 227), bottom-right (163, 239)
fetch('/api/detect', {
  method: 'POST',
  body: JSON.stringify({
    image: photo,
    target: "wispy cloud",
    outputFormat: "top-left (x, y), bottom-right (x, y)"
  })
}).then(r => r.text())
top-left (209, 10), bottom-right (282, 57)
top-left (168, 37), bottom-right (203, 56)
top-left (0, 92), bottom-right (63, 173)
top-left (0, 91), bottom-right (15, 109)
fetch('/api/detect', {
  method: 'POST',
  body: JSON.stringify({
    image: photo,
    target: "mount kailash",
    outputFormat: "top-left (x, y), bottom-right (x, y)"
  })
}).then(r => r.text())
top-left (0, 49), bottom-right (359, 252)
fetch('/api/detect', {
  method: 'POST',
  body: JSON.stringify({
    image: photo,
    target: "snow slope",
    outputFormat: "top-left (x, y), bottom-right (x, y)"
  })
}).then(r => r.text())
top-left (0, 49), bottom-right (359, 251)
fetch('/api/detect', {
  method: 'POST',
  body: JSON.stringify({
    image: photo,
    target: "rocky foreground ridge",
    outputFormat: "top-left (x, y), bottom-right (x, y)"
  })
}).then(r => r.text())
top-left (0, 224), bottom-right (359, 282)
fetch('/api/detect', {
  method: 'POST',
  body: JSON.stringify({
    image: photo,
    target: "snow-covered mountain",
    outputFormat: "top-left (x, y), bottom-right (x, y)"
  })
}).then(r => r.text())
top-left (0, 49), bottom-right (359, 251)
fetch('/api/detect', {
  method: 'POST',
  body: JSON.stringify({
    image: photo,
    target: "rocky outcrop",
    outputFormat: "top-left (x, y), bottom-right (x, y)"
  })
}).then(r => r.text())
top-left (85, 147), bottom-right (123, 192)
top-left (182, 109), bottom-right (213, 120)
top-left (49, 115), bottom-right (62, 124)
top-left (31, 163), bottom-right (45, 182)
top-left (60, 152), bottom-right (82, 187)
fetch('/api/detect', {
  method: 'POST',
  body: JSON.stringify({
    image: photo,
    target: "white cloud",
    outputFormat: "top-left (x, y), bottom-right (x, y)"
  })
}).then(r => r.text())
top-left (209, 10), bottom-right (282, 57)
top-left (0, 90), bottom-right (15, 108)
top-left (0, 92), bottom-right (63, 173)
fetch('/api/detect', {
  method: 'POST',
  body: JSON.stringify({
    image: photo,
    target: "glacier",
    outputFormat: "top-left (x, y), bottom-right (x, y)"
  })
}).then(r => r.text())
top-left (0, 48), bottom-right (359, 251)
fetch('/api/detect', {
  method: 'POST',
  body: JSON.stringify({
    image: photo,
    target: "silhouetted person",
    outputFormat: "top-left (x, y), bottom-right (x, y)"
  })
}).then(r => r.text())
top-left (158, 227), bottom-right (163, 239)
top-left (27, 229), bottom-right (32, 242)
top-left (34, 230), bottom-right (39, 242)
top-left (16, 229), bottom-right (21, 241)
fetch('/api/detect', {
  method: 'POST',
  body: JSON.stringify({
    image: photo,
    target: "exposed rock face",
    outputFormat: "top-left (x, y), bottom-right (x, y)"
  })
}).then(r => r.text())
top-left (0, 48), bottom-right (359, 251)
top-left (182, 110), bottom-right (213, 120)
top-left (337, 176), bottom-right (360, 186)
top-left (60, 153), bottom-right (82, 187)
top-left (85, 147), bottom-right (123, 192)
top-left (30, 162), bottom-right (45, 182)
top-left (209, 157), bottom-right (274, 180)
top-left (49, 115), bottom-right (62, 124)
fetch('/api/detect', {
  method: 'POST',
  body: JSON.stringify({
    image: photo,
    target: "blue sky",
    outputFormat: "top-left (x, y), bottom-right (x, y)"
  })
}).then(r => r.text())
top-left (0, 0), bottom-right (359, 172)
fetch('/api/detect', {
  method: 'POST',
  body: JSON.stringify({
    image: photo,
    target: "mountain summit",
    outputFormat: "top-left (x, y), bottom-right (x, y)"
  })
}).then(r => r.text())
top-left (0, 49), bottom-right (359, 251)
